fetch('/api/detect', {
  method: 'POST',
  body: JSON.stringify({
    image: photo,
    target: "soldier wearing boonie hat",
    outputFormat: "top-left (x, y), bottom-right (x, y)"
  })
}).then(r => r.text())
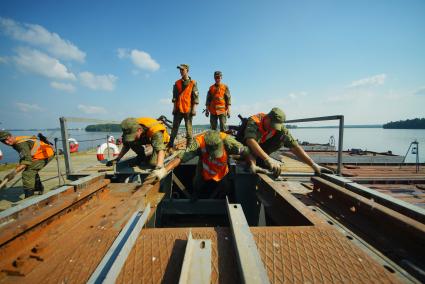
top-left (169, 64), bottom-right (199, 148)
top-left (106, 117), bottom-right (170, 169)
top-left (147, 130), bottom-right (251, 200)
top-left (243, 107), bottom-right (334, 177)
top-left (205, 70), bottom-right (231, 131)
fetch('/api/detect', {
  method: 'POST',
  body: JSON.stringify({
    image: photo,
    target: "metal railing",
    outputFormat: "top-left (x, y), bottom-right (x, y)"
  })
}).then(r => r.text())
top-left (286, 115), bottom-right (344, 175)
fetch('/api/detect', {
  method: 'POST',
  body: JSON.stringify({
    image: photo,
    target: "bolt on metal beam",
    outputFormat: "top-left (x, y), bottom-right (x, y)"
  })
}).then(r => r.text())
top-left (226, 197), bottom-right (270, 284)
top-left (178, 231), bottom-right (212, 284)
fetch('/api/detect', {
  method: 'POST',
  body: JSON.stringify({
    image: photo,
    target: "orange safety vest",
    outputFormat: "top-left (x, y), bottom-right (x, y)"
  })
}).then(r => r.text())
top-left (136, 117), bottom-right (170, 143)
top-left (250, 113), bottom-right (276, 143)
top-left (175, 79), bottom-right (195, 114)
top-left (15, 136), bottom-right (54, 161)
top-left (208, 84), bottom-right (227, 115)
top-left (196, 132), bottom-right (229, 181)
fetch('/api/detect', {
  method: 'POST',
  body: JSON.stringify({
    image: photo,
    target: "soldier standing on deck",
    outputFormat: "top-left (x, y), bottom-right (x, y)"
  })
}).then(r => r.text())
top-left (205, 71), bottom-right (231, 131)
top-left (0, 131), bottom-right (54, 197)
top-left (169, 64), bottom-right (199, 147)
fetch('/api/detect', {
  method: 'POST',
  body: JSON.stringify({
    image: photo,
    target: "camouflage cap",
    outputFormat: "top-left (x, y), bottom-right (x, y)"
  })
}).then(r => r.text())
top-left (268, 107), bottom-right (286, 131)
top-left (121, 118), bottom-right (141, 143)
top-left (177, 64), bottom-right (189, 71)
top-left (0, 130), bottom-right (11, 141)
top-left (214, 71), bottom-right (222, 77)
top-left (204, 130), bottom-right (224, 159)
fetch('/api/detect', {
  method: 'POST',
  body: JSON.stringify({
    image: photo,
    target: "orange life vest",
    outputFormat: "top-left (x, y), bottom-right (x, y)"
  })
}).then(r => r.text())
top-left (15, 136), bottom-right (54, 161)
top-left (250, 113), bottom-right (276, 143)
top-left (196, 132), bottom-right (229, 181)
top-left (175, 79), bottom-right (195, 114)
top-left (136, 117), bottom-right (170, 143)
top-left (208, 84), bottom-right (227, 115)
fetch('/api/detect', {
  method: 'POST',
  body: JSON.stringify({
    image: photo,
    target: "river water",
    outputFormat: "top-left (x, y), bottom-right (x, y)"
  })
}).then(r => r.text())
top-left (0, 128), bottom-right (424, 164)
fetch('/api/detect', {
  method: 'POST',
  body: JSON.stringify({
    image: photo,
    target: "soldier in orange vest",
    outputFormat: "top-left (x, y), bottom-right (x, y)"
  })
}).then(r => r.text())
top-left (205, 71), bottom-right (231, 131)
top-left (106, 118), bottom-right (170, 169)
top-left (149, 130), bottom-right (251, 199)
top-left (169, 64), bottom-right (199, 147)
top-left (244, 108), bottom-right (334, 177)
top-left (0, 131), bottom-right (54, 197)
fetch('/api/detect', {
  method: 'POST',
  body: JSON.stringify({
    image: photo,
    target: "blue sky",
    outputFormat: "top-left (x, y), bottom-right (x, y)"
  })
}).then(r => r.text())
top-left (0, 0), bottom-right (424, 129)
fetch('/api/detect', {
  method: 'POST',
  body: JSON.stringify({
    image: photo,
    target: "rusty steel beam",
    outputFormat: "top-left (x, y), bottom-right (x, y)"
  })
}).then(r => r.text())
top-left (311, 176), bottom-right (425, 282)
top-left (0, 174), bottom-right (110, 247)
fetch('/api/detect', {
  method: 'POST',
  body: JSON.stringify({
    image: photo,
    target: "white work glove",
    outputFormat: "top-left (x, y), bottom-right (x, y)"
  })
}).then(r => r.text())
top-left (264, 157), bottom-right (282, 178)
top-left (312, 163), bottom-right (334, 175)
top-left (249, 163), bottom-right (269, 174)
top-left (151, 167), bottom-right (168, 181)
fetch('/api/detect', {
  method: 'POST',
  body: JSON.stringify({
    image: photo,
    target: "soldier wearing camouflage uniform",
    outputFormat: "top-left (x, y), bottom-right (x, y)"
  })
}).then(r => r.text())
top-left (169, 64), bottom-right (199, 147)
top-left (149, 130), bottom-right (251, 199)
top-left (244, 107), bottom-right (334, 176)
top-left (0, 131), bottom-right (54, 197)
top-left (205, 71), bottom-right (231, 131)
top-left (107, 118), bottom-right (170, 169)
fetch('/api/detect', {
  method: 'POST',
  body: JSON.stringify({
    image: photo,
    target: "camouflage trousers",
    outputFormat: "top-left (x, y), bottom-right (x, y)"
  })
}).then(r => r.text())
top-left (210, 114), bottom-right (227, 131)
top-left (22, 156), bottom-right (53, 192)
top-left (169, 112), bottom-right (193, 146)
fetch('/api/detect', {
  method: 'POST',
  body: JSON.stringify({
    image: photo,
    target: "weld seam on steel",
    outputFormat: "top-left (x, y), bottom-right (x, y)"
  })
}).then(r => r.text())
top-left (87, 204), bottom-right (151, 284)
top-left (178, 232), bottom-right (212, 284)
top-left (226, 198), bottom-right (270, 284)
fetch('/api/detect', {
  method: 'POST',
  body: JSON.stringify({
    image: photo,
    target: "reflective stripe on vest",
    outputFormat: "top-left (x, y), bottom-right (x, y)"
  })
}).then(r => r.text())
top-left (15, 136), bottom-right (54, 160)
top-left (208, 84), bottom-right (227, 115)
top-left (250, 113), bottom-right (276, 143)
top-left (195, 132), bottom-right (229, 181)
top-left (136, 117), bottom-right (170, 143)
top-left (175, 79), bottom-right (195, 114)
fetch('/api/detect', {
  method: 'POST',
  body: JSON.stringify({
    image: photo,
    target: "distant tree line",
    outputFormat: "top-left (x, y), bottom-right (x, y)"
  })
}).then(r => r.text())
top-left (383, 118), bottom-right (425, 129)
top-left (85, 124), bottom-right (121, 132)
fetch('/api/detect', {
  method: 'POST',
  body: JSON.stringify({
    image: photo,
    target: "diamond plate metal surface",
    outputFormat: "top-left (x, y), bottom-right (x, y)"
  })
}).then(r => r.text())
top-left (116, 227), bottom-right (240, 284)
top-left (251, 226), bottom-right (399, 283)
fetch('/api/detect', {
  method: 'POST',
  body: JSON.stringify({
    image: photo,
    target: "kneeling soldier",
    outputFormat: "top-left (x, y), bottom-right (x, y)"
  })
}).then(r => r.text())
top-left (0, 131), bottom-right (54, 197)
top-left (107, 117), bottom-right (170, 169)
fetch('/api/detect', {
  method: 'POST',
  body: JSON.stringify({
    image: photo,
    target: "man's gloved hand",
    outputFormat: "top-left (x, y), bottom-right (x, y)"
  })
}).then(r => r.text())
top-left (205, 109), bottom-right (210, 117)
top-left (5, 170), bottom-right (17, 181)
top-left (106, 159), bottom-right (119, 167)
top-left (249, 163), bottom-right (269, 174)
top-left (150, 167), bottom-right (168, 181)
top-left (264, 157), bottom-right (282, 177)
top-left (312, 163), bottom-right (334, 175)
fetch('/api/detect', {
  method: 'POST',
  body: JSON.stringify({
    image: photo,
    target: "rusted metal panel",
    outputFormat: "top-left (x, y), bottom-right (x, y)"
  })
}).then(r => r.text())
top-left (251, 226), bottom-right (401, 283)
top-left (311, 176), bottom-right (425, 282)
top-left (115, 228), bottom-right (240, 284)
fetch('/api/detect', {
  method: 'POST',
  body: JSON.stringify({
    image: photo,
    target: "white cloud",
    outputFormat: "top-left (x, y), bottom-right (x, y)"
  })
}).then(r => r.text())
top-left (288, 91), bottom-right (307, 100)
top-left (0, 17), bottom-right (85, 62)
top-left (78, 104), bottom-right (107, 114)
top-left (13, 47), bottom-right (76, 80)
top-left (348, 74), bottom-right (386, 88)
top-left (117, 48), bottom-right (160, 71)
top-left (78, 71), bottom-right (117, 91)
top-left (16, 102), bottom-right (42, 112)
top-left (50, 81), bottom-right (76, 92)
top-left (414, 87), bottom-right (425, 96)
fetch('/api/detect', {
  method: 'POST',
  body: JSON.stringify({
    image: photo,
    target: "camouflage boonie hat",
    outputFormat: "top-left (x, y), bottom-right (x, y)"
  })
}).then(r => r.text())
top-left (121, 118), bottom-right (141, 143)
top-left (204, 131), bottom-right (224, 159)
top-left (268, 107), bottom-right (286, 131)
top-left (177, 64), bottom-right (189, 71)
top-left (214, 71), bottom-right (222, 77)
top-left (0, 131), bottom-right (11, 141)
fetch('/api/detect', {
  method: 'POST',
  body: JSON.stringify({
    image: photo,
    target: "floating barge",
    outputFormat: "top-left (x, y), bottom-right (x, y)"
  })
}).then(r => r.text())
top-left (0, 133), bottom-right (424, 283)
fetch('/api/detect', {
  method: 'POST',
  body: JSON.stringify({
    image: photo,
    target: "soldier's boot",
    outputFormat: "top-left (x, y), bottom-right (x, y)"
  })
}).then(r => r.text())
top-left (24, 189), bottom-right (34, 198)
top-left (34, 174), bottom-right (44, 195)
